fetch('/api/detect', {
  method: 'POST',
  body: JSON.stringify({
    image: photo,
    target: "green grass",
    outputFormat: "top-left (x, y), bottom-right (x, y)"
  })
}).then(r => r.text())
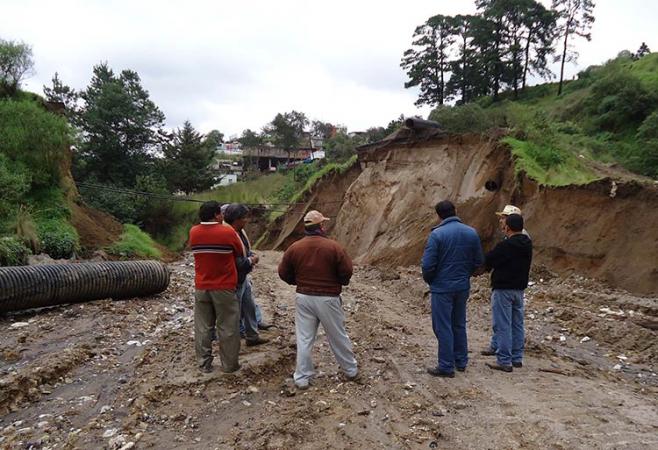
top-left (503, 137), bottom-right (598, 186)
top-left (108, 224), bottom-right (162, 259)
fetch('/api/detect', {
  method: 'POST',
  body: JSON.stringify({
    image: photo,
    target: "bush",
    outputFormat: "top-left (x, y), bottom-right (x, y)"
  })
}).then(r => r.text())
top-left (637, 111), bottom-right (658, 140)
top-left (0, 99), bottom-right (71, 186)
top-left (36, 218), bottom-right (79, 259)
top-left (586, 70), bottom-right (658, 132)
top-left (0, 152), bottom-right (30, 221)
top-left (14, 205), bottom-right (40, 253)
top-left (429, 103), bottom-right (496, 133)
top-left (0, 236), bottom-right (31, 266)
top-left (108, 224), bottom-right (161, 259)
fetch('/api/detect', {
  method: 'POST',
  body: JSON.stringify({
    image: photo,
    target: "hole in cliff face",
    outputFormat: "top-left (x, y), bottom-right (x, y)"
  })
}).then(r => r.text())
top-left (485, 180), bottom-right (499, 191)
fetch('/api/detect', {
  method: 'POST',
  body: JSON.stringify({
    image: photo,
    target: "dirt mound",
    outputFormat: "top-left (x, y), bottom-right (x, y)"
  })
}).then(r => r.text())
top-left (260, 132), bottom-right (658, 295)
top-left (70, 202), bottom-right (124, 254)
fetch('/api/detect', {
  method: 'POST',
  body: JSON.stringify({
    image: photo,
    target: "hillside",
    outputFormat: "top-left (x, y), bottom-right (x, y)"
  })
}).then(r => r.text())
top-left (430, 52), bottom-right (658, 185)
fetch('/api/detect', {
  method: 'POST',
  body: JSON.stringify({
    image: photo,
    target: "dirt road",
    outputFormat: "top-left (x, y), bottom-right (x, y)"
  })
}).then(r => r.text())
top-left (1, 251), bottom-right (657, 449)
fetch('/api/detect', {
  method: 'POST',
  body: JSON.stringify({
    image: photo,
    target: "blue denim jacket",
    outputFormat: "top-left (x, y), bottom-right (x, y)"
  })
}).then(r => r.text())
top-left (421, 216), bottom-right (484, 293)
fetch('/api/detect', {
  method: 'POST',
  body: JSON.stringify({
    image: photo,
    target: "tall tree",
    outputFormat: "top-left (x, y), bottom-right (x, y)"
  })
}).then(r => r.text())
top-left (447, 15), bottom-right (479, 103)
top-left (238, 128), bottom-right (264, 147)
top-left (264, 111), bottom-right (309, 159)
top-left (552, 0), bottom-right (596, 96)
top-left (76, 63), bottom-right (166, 186)
top-left (401, 15), bottom-right (456, 106)
top-left (521, 1), bottom-right (557, 89)
top-left (161, 121), bottom-right (215, 194)
top-left (43, 72), bottom-right (79, 118)
top-left (0, 38), bottom-right (34, 97)
top-left (311, 120), bottom-right (335, 139)
top-left (474, 1), bottom-right (509, 100)
top-left (203, 129), bottom-right (224, 150)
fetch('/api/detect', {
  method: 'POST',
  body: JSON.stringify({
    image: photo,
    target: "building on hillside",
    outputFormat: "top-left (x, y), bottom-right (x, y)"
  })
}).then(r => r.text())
top-left (210, 158), bottom-right (242, 186)
top-left (216, 141), bottom-right (242, 155)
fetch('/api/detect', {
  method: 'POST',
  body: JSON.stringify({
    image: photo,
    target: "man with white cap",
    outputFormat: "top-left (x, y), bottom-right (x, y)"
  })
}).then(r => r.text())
top-left (278, 210), bottom-right (358, 390)
top-left (482, 204), bottom-right (530, 356)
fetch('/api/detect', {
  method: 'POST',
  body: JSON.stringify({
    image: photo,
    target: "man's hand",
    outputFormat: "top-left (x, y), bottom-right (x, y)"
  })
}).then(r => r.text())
top-left (249, 254), bottom-right (260, 265)
top-left (472, 266), bottom-right (486, 277)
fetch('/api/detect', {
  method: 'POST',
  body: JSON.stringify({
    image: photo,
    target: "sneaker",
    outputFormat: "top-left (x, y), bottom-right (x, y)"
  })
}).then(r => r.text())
top-left (480, 348), bottom-right (496, 356)
top-left (257, 322), bottom-right (274, 330)
top-left (456, 366), bottom-right (466, 372)
top-left (512, 361), bottom-right (523, 368)
top-left (486, 362), bottom-right (513, 373)
top-left (246, 336), bottom-right (270, 347)
top-left (295, 382), bottom-right (309, 390)
top-left (222, 364), bottom-right (241, 374)
top-left (199, 362), bottom-right (213, 374)
top-left (426, 367), bottom-right (455, 378)
top-left (344, 372), bottom-right (361, 383)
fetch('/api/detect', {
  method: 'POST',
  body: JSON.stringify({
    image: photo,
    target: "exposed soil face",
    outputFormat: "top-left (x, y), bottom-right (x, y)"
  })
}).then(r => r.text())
top-left (70, 202), bottom-right (124, 254)
top-left (1, 252), bottom-right (656, 449)
top-left (260, 133), bottom-right (658, 295)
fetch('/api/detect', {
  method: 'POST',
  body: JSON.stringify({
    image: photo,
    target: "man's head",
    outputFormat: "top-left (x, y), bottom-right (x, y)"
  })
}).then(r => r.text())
top-left (220, 203), bottom-right (229, 217)
top-left (303, 210), bottom-right (330, 232)
top-left (199, 201), bottom-right (222, 222)
top-left (434, 200), bottom-right (456, 220)
top-left (496, 204), bottom-right (522, 231)
top-left (224, 203), bottom-right (250, 230)
top-left (503, 213), bottom-right (524, 236)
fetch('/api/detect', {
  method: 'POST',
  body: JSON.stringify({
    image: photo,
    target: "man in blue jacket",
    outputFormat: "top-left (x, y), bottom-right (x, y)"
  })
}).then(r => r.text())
top-left (422, 200), bottom-right (484, 377)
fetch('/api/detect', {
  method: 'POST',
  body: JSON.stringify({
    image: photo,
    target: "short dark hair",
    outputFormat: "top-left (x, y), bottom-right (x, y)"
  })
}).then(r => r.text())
top-left (435, 200), bottom-right (456, 219)
top-left (505, 213), bottom-right (524, 232)
top-left (199, 201), bottom-right (221, 222)
top-left (224, 203), bottom-right (250, 224)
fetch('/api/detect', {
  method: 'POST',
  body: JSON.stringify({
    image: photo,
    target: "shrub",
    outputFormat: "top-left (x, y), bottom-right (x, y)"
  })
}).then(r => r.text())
top-left (0, 99), bottom-right (71, 186)
top-left (0, 236), bottom-right (31, 266)
top-left (14, 205), bottom-right (40, 253)
top-left (429, 103), bottom-right (495, 133)
top-left (108, 224), bottom-right (162, 259)
top-left (0, 152), bottom-right (30, 221)
top-left (637, 111), bottom-right (658, 140)
top-left (36, 218), bottom-right (79, 259)
top-left (586, 70), bottom-right (658, 131)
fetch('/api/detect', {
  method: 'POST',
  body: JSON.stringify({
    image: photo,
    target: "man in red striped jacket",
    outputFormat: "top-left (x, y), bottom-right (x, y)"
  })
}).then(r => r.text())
top-left (189, 201), bottom-right (251, 373)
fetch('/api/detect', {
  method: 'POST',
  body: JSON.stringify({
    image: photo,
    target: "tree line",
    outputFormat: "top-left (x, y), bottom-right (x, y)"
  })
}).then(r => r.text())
top-left (401, 0), bottom-right (596, 106)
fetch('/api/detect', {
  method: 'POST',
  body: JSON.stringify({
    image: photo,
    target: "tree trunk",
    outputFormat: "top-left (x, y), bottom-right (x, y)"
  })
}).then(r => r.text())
top-left (558, 25), bottom-right (569, 96)
top-left (522, 30), bottom-right (532, 90)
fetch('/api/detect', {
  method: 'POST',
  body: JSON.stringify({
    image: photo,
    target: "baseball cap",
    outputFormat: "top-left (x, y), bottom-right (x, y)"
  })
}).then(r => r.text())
top-left (304, 210), bottom-right (330, 226)
top-left (495, 204), bottom-right (522, 216)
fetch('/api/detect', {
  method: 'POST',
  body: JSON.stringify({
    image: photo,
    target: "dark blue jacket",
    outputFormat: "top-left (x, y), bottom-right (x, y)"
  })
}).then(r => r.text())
top-left (421, 216), bottom-right (484, 293)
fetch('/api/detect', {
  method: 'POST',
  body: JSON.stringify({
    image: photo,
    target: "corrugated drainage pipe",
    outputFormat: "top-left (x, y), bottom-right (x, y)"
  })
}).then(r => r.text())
top-left (0, 261), bottom-right (170, 314)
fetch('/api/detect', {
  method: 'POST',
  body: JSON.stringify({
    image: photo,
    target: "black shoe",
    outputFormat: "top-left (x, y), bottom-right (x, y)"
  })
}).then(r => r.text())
top-left (222, 364), bottom-right (241, 374)
top-left (512, 361), bottom-right (523, 368)
top-left (246, 337), bottom-right (270, 347)
top-left (486, 362), bottom-right (513, 373)
top-left (199, 363), bottom-right (213, 374)
top-left (257, 322), bottom-right (274, 330)
top-left (480, 348), bottom-right (496, 356)
top-left (456, 366), bottom-right (466, 372)
top-left (426, 367), bottom-right (455, 378)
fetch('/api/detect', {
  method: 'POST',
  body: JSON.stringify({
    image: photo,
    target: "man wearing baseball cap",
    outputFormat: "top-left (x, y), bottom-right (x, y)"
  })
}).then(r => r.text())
top-left (482, 204), bottom-right (530, 356)
top-left (278, 210), bottom-right (358, 390)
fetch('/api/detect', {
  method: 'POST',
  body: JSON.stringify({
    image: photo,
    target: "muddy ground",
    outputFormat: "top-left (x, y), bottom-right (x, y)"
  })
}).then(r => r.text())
top-left (1, 252), bottom-right (657, 449)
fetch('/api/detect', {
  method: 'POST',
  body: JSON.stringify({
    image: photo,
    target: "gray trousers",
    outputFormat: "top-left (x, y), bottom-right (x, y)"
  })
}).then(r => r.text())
top-left (294, 293), bottom-right (358, 386)
top-left (194, 289), bottom-right (240, 372)
top-left (237, 276), bottom-right (259, 340)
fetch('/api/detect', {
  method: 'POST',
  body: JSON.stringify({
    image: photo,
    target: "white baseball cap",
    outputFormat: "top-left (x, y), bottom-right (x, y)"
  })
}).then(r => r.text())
top-left (495, 204), bottom-right (522, 216)
top-left (303, 210), bottom-right (330, 225)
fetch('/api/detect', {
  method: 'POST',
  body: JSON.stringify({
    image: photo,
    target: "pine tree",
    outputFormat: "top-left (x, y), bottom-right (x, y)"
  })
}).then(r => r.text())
top-left (161, 121), bottom-right (215, 194)
top-left (552, 0), bottom-right (596, 96)
top-left (43, 72), bottom-right (79, 118)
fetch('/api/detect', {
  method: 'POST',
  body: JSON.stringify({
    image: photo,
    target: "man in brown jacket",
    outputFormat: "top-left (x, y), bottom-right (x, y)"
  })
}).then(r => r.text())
top-left (278, 210), bottom-right (358, 390)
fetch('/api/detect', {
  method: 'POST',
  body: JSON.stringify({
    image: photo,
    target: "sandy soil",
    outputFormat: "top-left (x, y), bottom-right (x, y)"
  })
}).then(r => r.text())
top-left (1, 251), bottom-right (657, 449)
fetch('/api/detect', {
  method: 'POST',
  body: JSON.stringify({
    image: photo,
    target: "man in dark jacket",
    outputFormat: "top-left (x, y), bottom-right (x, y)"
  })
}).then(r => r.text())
top-left (483, 214), bottom-right (533, 372)
top-left (224, 204), bottom-right (269, 347)
top-left (421, 201), bottom-right (484, 377)
top-left (278, 210), bottom-right (357, 390)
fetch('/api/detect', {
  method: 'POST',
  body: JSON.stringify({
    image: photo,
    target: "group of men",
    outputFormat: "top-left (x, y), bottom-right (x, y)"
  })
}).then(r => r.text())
top-left (188, 198), bottom-right (531, 386)
top-left (189, 203), bottom-right (357, 388)
top-left (421, 201), bottom-right (532, 376)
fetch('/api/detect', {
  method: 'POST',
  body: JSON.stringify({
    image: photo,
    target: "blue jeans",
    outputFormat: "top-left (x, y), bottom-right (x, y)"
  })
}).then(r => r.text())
top-left (236, 277), bottom-right (259, 340)
top-left (491, 289), bottom-right (525, 366)
top-left (431, 290), bottom-right (469, 373)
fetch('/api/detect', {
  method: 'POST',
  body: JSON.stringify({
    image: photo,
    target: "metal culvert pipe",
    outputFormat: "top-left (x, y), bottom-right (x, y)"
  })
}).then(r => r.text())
top-left (0, 261), bottom-right (170, 314)
top-left (404, 117), bottom-right (441, 129)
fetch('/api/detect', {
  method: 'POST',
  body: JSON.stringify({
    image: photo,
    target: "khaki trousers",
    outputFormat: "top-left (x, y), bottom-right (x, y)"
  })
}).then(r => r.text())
top-left (194, 289), bottom-right (240, 372)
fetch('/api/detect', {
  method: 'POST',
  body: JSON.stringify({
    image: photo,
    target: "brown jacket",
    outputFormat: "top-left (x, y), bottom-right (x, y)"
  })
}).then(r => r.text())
top-left (278, 235), bottom-right (353, 296)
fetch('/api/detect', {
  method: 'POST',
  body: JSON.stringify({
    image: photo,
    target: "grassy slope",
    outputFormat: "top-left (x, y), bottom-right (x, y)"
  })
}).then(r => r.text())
top-left (474, 53), bottom-right (658, 185)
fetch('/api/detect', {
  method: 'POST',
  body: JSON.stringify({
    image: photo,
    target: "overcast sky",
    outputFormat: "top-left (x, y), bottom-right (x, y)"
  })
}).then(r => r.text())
top-left (2, 0), bottom-right (656, 137)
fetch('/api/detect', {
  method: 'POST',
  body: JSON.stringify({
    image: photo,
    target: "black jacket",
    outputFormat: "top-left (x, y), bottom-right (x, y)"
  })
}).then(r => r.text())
top-left (235, 229), bottom-right (253, 285)
top-left (485, 234), bottom-right (533, 290)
